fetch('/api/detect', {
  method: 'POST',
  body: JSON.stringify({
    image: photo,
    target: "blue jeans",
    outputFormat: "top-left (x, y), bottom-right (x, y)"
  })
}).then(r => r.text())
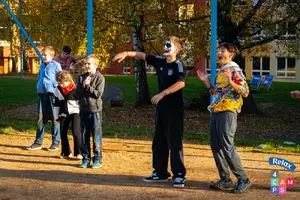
top-left (34, 93), bottom-right (60, 145)
top-left (80, 111), bottom-right (102, 164)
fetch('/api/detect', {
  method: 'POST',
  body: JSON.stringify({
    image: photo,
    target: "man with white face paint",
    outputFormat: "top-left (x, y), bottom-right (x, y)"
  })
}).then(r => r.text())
top-left (163, 40), bottom-right (176, 56)
top-left (113, 36), bottom-right (186, 188)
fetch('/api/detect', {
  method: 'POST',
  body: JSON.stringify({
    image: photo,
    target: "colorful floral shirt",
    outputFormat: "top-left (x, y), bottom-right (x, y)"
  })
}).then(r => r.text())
top-left (208, 64), bottom-right (249, 113)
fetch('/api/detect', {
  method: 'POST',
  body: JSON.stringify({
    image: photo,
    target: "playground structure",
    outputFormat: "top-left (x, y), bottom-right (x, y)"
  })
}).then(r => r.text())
top-left (0, 0), bottom-right (217, 82)
top-left (0, 0), bottom-right (96, 77)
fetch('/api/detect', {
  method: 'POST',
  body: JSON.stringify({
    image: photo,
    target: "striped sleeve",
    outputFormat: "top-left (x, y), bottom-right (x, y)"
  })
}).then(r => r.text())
top-left (175, 60), bottom-right (185, 81)
top-left (53, 88), bottom-right (64, 120)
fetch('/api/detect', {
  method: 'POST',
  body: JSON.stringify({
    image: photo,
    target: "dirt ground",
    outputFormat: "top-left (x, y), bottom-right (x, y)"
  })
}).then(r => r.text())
top-left (1, 102), bottom-right (300, 199)
top-left (0, 131), bottom-right (299, 200)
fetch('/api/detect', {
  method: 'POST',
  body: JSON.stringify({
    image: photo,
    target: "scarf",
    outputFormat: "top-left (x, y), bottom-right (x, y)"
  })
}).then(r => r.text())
top-left (61, 82), bottom-right (76, 95)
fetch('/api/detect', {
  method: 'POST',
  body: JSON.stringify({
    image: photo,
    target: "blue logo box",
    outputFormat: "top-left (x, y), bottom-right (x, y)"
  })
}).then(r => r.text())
top-left (269, 157), bottom-right (296, 172)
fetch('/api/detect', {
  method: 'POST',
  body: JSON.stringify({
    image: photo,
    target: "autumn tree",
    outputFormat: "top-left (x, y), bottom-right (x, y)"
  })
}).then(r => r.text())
top-left (213, 0), bottom-right (300, 114)
top-left (92, 0), bottom-right (210, 106)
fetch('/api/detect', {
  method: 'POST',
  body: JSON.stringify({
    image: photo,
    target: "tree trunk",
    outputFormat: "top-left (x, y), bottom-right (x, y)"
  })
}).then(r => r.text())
top-left (9, 21), bottom-right (17, 73)
top-left (130, 6), bottom-right (151, 106)
top-left (23, 52), bottom-right (29, 72)
top-left (218, 3), bottom-right (262, 115)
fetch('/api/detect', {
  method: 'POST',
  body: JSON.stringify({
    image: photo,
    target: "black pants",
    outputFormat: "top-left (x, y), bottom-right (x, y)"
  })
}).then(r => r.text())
top-left (60, 113), bottom-right (81, 156)
top-left (152, 106), bottom-right (186, 178)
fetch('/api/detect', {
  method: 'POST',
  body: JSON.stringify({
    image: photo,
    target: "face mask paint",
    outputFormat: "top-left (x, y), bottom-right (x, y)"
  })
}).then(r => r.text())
top-left (163, 40), bottom-right (176, 56)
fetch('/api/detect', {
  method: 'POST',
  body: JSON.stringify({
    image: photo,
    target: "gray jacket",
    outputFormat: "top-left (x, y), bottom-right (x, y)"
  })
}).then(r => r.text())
top-left (76, 72), bottom-right (105, 113)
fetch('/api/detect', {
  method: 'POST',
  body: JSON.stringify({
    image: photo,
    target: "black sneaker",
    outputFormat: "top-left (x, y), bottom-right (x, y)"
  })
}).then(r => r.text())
top-left (143, 171), bottom-right (170, 183)
top-left (47, 144), bottom-right (59, 151)
top-left (173, 177), bottom-right (185, 188)
top-left (210, 178), bottom-right (234, 190)
top-left (232, 179), bottom-right (251, 193)
top-left (26, 144), bottom-right (42, 150)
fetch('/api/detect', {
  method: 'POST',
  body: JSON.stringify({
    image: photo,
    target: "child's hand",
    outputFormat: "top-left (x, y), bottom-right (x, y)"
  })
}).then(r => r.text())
top-left (291, 90), bottom-right (300, 99)
top-left (224, 68), bottom-right (232, 80)
top-left (112, 52), bottom-right (128, 63)
top-left (151, 93), bottom-right (165, 105)
top-left (196, 69), bottom-right (208, 82)
top-left (84, 76), bottom-right (91, 87)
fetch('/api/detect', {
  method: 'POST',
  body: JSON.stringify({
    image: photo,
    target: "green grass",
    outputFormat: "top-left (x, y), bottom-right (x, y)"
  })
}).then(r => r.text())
top-left (0, 77), bottom-right (37, 110)
top-left (251, 81), bottom-right (300, 104)
top-left (1, 75), bottom-right (300, 153)
top-left (1, 115), bottom-right (299, 153)
top-left (105, 75), bottom-right (208, 102)
top-left (0, 116), bottom-right (36, 134)
top-left (1, 76), bottom-right (300, 110)
top-left (105, 75), bottom-right (300, 104)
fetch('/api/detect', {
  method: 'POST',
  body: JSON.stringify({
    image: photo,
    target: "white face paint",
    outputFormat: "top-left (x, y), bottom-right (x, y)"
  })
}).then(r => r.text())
top-left (163, 40), bottom-right (176, 56)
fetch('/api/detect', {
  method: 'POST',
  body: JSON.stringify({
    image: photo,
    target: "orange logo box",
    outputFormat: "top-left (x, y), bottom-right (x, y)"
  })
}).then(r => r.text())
top-left (278, 178), bottom-right (295, 187)
top-left (279, 178), bottom-right (286, 186)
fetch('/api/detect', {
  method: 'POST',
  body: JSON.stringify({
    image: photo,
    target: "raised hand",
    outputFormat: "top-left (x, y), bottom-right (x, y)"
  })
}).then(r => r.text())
top-left (196, 69), bottom-right (209, 82)
top-left (291, 90), bottom-right (300, 99)
top-left (223, 68), bottom-right (232, 80)
top-left (112, 52), bottom-right (128, 63)
top-left (84, 76), bottom-right (91, 87)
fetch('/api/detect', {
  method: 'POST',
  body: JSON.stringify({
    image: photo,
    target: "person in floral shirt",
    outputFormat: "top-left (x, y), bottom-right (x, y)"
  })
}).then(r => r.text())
top-left (197, 43), bottom-right (250, 194)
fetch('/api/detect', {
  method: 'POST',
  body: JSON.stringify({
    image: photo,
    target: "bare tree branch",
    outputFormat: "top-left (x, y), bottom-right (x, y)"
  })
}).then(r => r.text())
top-left (236, 0), bottom-right (266, 34)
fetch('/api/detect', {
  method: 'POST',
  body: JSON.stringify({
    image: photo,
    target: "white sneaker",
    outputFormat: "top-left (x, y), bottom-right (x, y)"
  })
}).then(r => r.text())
top-left (60, 153), bottom-right (72, 159)
top-left (74, 154), bottom-right (83, 160)
top-left (173, 177), bottom-right (185, 188)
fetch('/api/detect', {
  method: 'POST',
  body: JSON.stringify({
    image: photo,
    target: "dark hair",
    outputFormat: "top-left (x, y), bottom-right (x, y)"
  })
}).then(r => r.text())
top-left (62, 46), bottom-right (72, 54)
top-left (219, 43), bottom-right (239, 58)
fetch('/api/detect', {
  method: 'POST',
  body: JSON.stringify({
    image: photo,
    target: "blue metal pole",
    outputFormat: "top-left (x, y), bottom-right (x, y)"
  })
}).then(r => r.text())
top-left (19, 0), bottom-right (23, 80)
top-left (87, 0), bottom-right (93, 55)
top-left (1, 0), bottom-right (42, 60)
top-left (210, 0), bottom-right (217, 94)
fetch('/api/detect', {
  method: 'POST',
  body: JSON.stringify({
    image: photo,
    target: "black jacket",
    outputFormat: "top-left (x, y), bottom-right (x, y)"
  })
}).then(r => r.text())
top-left (53, 86), bottom-right (80, 120)
top-left (76, 72), bottom-right (105, 113)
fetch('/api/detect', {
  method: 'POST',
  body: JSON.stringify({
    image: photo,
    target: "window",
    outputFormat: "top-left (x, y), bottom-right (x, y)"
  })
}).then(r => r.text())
top-left (205, 57), bottom-right (211, 75)
top-left (276, 57), bottom-right (295, 78)
top-left (181, 40), bottom-right (194, 69)
top-left (145, 63), bottom-right (156, 74)
top-left (177, 4), bottom-right (194, 26)
top-left (0, 47), bottom-right (3, 58)
top-left (233, 0), bottom-right (246, 6)
top-left (252, 57), bottom-right (270, 76)
top-left (287, 0), bottom-right (298, 3)
top-left (252, 21), bottom-right (264, 42)
top-left (277, 22), bottom-right (296, 40)
top-left (123, 59), bottom-right (130, 75)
